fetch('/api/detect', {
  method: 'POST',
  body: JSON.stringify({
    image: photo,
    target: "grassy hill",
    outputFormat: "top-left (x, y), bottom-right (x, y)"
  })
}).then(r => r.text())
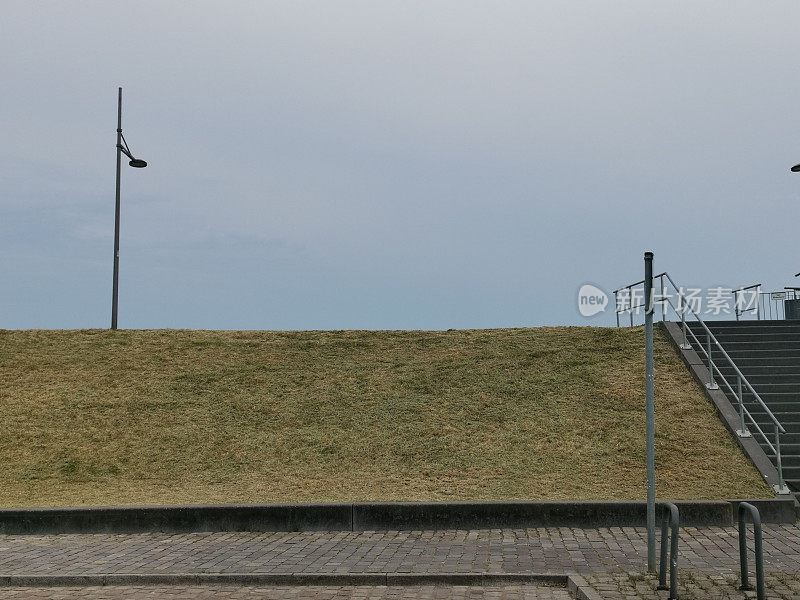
top-left (0, 326), bottom-right (770, 507)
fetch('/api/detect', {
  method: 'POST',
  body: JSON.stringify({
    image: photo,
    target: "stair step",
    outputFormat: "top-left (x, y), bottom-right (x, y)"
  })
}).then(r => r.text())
top-left (715, 365), bottom-right (800, 375)
top-left (713, 373), bottom-right (800, 384)
top-left (713, 358), bottom-right (800, 367)
top-left (739, 403), bottom-right (800, 412)
top-left (686, 327), bottom-right (800, 335)
top-left (750, 392), bottom-right (800, 401)
top-left (713, 363), bottom-right (800, 371)
top-left (720, 383), bottom-right (800, 393)
top-left (686, 320), bottom-right (800, 327)
top-left (703, 350), bottom-right (800, 358)
top-left (744, 421), bottom-right (797, 431)
top-left (750, 415), bottom-right (800, 425)
top-left (686, 331), bottom-right (800, 339)
top-left (702, 334), bottom-right (800, 343)
top-left (684, 321), bottom-right (800, 328)
top-left (722, 400), bottom-right (798, 412)
top-left (695, 344), bottom-right (800, 353)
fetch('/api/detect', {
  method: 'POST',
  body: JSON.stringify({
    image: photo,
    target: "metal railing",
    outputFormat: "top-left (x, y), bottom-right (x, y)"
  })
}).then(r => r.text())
top-left (613, 272), bottom-right (667, 327)
top-left (733, 285), bottom-right (800, 320)
top-left (732, 284), bottom-right (762, 320)
top-left (737, 502), bottom-right (765, 600)
top-left (614, 272), bottom-right (790, 494)
top-left (657, 502), bottom-right (679, 599)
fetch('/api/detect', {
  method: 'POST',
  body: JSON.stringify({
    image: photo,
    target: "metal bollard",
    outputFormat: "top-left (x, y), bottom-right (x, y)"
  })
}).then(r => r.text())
top-left (657, 502), bottom-right (679, 599)
top-left (738, 502), bottom-right (765, 600)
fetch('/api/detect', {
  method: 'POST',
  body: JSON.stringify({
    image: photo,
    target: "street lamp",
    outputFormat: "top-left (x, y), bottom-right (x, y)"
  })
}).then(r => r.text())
top-left (112, 87), bottom-right (147, 330)
top-left (792, 163), bottom-right (800, 172)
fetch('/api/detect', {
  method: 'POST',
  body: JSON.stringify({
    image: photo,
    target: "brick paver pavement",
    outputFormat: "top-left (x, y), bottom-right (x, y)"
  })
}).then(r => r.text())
top-left (0, 526), bottom-right (797, 576)
top-left (585, 570), bottom-right (800, 600)
top-left (0, 525), bottom-right (796, 598)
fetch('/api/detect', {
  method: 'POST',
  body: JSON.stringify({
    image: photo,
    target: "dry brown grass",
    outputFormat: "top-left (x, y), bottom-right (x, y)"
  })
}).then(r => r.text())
top-left (0, 326), bottom-right (771, 507)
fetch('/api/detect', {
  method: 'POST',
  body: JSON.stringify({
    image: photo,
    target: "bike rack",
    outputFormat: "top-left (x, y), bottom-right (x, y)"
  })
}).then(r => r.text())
top-left (657, 502), bottom-right (679, 599)
top-left (738, 502), bottom-right (765, 600)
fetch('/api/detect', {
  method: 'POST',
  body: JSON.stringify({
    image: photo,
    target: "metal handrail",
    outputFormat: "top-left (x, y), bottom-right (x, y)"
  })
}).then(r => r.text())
top-left (660, 273), bottom-right (784, 430)
top-left (737, 502), bottom-right (765, 600)
top-left (614, 272), bottom-right (667, 327)
top-left (612, 272), bottom-right (667, 293)
top-left (615, 271), bottom-right (789, 494)
top-left (732, 284), bottom-right (762, 320)
top-left (657, 502), bottom-right (679, 599)
top-left (732, 284), bottom-right (763, 293)
top-left (731, 285), bottom-right (800, 320)
top-left (667, 306), bottom-right (782, 456)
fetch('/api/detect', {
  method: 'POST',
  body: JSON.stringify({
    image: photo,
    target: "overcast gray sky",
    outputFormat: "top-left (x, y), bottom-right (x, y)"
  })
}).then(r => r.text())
top-left (2, 1), bottom-right (799, 330)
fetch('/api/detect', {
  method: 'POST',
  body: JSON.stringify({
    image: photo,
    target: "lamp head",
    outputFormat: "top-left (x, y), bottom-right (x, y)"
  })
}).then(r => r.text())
top-left (129, 158), bottom-right (147, 168)
top-left (791, 163), bottom-right (800, 172)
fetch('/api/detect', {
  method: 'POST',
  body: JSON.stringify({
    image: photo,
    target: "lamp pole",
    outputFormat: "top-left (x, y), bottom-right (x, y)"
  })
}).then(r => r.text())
top-left (644, 251), bottom-right (656, 572)
top-left (112, 88), bottom-right (123, 330)
top-left (111, 87), bottom-right (147, 330)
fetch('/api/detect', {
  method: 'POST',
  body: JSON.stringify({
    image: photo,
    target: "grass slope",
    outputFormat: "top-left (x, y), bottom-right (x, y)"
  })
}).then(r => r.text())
top-left (0, 326), bottom-right (770, 506)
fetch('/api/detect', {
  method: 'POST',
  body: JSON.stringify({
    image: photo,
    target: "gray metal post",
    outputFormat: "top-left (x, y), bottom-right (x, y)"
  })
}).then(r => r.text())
top-left (614, 291), bottom-right (620, 327)
top-left (660, 275), bottom-right (666, 322)
top-left (775, 425), bottom-right (788, 494)
top-left (756, 289), bottom-right (761, 320)
top-left (679, 296), bottom-right (690, 349)
top-left (630, 292), bottom-right (634, 327)
top-left (737, 375), bottom-right (750, 437)
top-left (644, 251), bottom-right (656, 572)
top-left (112, 87), bottom-right (122, 330)
top-left (706, 334), bottom-right (718, 389)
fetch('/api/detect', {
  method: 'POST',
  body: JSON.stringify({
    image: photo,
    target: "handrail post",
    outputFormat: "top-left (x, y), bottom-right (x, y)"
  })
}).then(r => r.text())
top-left (734, 290), bottom-right (740, 320)
top-left (736, 375), bottom-right (751, 438)
top-left (756, 287), bottom-right (762, 320)
top-left (706, 333), bottom-right (718, 390)
top-left (657, 502), bottom-right (679, 599)
top-left (774, 425), bottom-right (789, 494)
top-left (660, 274), bottom-right (666, 322)
top-left (630, 290), bottom-right (634, 327)
top-left (679, 295), bottom-right (690, 350)
top-left (615, 291), bottom-right (620, 328)
top-left (738, 502), bottom-right (764, 600)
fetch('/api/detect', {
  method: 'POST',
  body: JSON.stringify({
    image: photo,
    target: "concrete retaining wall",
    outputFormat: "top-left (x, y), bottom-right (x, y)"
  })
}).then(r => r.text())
top-left (0, 499), bottom-right (791, 535)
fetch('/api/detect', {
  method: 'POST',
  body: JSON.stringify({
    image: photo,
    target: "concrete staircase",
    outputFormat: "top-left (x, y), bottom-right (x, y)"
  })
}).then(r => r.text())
top-left (685, 320), bottom-right (800, 492)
